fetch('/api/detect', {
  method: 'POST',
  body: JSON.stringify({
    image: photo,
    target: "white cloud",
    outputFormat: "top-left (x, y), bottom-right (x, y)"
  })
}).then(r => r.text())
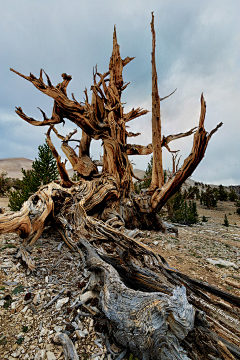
top-left (0, 0), bottom-right (239, 185)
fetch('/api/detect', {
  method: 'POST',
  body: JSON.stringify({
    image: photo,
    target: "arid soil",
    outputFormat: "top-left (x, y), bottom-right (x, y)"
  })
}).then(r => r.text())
top-left (0, 198), bottom-right (239, 359)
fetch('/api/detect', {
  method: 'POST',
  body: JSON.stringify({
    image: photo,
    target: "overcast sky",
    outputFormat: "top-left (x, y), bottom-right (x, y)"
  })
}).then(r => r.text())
top-left (0, 0), bottom-right (239, 185)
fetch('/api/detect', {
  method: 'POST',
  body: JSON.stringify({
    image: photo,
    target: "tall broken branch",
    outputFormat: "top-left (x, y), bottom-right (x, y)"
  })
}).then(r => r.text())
top-left (150, 12), bottom-right (164, 190)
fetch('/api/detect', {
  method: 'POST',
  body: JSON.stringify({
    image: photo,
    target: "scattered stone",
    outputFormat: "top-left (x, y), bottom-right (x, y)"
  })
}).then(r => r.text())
top-left (33, 291), bottom-right (41, 305)
top-left (1, 201), bottom-right (240, 359)
top-left (3, 281), bottom-right (18, 286)
top-left (207, 258), bottom-right (239, 269)
top-left (55, 297), bottom-right (69, 310)
top-left (54, 326), bottom-right (64, 333)
top-left (46, 350), bottom-right (56, 360)
top-left (11, 349), bottom-right (21, 357)
top-left (34, 349), bottom-right (46, 360)
top-left (79, 291), bottom-right (98, 304)
top-left (45, 343), bottom-right (54, 351)
top-left (76, 329), bottom-right (89, 339)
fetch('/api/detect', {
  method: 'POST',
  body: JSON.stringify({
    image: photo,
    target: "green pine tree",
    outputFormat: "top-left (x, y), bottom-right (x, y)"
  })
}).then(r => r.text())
top-left (235, 198), bottom-right (240, 215)
top-left (228, 189), bottom-right (237, 202)
top-left (32, 143), bottom-right (59, 185)
top-left (166, 190), bottom-right (198, 225)
top-left (9, 142), bottom-right (59, 211)
top-left (217, 184), bottom-right (228, 201)
top-left (134, 156), bottom-right (167, 193)
top-left (0, 172), bottom-right (10, 196)
top-left (223, 214), bottom-right (229, 227)
top-left (200, 186), bottom-right (218, 208)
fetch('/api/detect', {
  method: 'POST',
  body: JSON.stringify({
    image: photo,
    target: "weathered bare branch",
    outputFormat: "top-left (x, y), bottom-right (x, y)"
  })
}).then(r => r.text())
top-left (53, 333), bottom-right (78, 360)
top-left (122, 56), bottom-right (135, 67)
top-left (126, 143), bottom-right (153, 155)
top-left (5, 14), bottom-right (230, 360)
top-left (162, 126), bottom-right (198, 149)
top-left (126, 126), bottom-right (198, 156)
top-left (51, 127), bottom-right (98, 178)
top-left (124, 107), bottom-right (149, 123)
top-left (126, 130), bottom-right (141, 138)
top-left (46, 127), bottom-right (74, 187)
top-left (15, 106), bottom-right (63, 127)
top-left (11, 68), bottom-right (109, 138)
top-left (150, 95), bottom-right (223, 211)
top-left (160, 88), bottom-right (177, 101)
top-left (1, 187), bottom-right (239, 358)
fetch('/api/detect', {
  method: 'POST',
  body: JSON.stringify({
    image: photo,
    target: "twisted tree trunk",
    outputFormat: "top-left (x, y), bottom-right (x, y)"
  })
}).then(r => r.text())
top-left (1, 12), bottom-right (236, 360)
top-left (0, 184), bottom-right (239, 359)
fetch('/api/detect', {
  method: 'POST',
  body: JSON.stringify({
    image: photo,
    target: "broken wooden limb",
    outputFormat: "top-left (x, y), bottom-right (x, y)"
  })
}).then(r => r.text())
top-left (53, 333), bottom-right (78, 360)
top-left (150, 12), bottom-right (164, 190)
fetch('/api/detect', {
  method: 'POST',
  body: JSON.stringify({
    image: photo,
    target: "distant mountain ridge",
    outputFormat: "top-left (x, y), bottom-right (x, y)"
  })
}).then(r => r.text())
top-left (0, 158), bottom-right (239, 195)
top-left (0, 158), bottom-right (33, 180)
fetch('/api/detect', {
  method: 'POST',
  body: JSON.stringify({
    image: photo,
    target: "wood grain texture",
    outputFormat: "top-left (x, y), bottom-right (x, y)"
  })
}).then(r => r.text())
top-left (4, 14), bottom-right (231, 359)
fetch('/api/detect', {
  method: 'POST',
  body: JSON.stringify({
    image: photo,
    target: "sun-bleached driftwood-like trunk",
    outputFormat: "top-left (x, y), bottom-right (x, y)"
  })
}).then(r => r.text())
top-left (2, 12), bottom-right (237, 360)
top-left (0, 185), bottom-right (240, 359)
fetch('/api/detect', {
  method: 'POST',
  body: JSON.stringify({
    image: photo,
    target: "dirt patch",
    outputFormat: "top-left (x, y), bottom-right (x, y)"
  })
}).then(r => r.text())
top-left (0, 197), bottom-right (9, 209)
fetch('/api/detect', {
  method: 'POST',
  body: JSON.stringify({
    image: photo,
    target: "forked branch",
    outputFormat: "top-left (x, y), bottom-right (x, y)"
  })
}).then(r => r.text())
top-left (11, 68), bottom-right (109, 138)
top-left (150, 94), bottom-right (223, 211)
top-left (125, 126), bottom-right (197, 156)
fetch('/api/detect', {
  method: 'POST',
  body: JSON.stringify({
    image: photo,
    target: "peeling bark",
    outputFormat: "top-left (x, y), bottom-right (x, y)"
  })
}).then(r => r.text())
top-left (4, 14), bottom-right (231, 359)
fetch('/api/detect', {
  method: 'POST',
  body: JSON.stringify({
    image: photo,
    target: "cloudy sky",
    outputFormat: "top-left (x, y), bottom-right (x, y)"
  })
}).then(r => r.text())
top-left (0, 0), bottom-right (239, 185)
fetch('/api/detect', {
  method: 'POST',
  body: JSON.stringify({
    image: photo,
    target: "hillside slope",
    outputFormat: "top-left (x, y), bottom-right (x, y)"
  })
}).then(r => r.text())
top-left (0, 158), bottom-right (33, 180)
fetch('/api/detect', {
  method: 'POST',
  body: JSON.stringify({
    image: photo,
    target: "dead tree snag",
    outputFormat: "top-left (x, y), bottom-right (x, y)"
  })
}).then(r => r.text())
top-left (1, 13), bottom-right (237, 360)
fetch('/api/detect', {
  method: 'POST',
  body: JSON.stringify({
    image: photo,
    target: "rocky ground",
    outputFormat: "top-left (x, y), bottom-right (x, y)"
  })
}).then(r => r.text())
top-left (0, 197), bottom-right (240, 359)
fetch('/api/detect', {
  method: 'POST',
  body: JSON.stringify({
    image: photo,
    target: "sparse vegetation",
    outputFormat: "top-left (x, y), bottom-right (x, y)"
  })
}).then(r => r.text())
top-left (22, 326), bottom-right (28, 333)
top-left (0, 244), bottom-right (16, 251)
top-left (12, 285), bottom-right (24, 294)
top-left (16, 337), bottom-right (24, 345)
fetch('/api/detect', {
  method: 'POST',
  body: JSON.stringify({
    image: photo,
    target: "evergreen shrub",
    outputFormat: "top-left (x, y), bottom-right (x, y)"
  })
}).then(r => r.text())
top-left (9, 142), bottom-right (58, 211)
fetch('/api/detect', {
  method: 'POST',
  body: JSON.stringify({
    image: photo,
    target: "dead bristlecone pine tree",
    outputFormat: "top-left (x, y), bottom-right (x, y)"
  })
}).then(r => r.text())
top-left (1, 13), bottom-right (240, 360)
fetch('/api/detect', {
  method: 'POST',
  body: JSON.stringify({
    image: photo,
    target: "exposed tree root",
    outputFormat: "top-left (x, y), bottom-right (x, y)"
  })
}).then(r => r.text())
top-left (1, 188), bottom-right (239, 359)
